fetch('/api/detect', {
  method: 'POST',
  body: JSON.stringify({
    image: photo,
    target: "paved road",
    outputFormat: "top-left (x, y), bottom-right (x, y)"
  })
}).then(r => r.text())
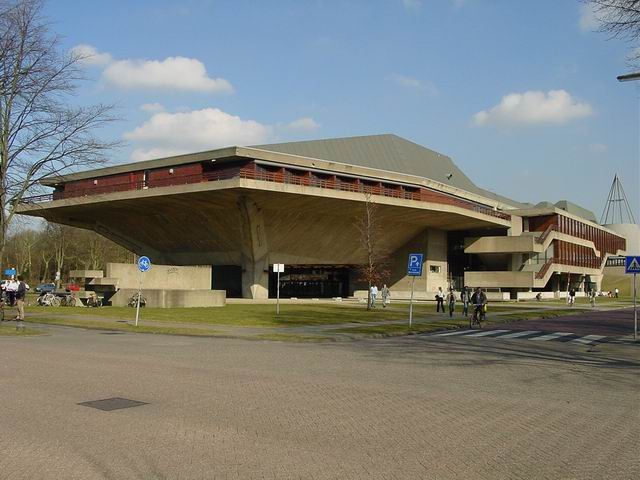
top-left (1, 325), bottom-right (638, 480)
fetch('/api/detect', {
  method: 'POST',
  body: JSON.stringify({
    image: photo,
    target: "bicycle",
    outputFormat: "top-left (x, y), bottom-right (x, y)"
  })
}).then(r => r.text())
top-left (37, 292), bottom-right (60, 307)
top-left (86, 293), bottom-right (102, 308)
top-left (60, 294), bottom-right (78, 307)
top-left (470, 303), bottom-right (486, 329)
top-left (127, 292), bottom-right (146, 308)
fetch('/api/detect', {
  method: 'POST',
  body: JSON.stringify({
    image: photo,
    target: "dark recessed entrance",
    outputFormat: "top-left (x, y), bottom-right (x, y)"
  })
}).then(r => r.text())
top-left (269, 265), bottom-right (350, 298)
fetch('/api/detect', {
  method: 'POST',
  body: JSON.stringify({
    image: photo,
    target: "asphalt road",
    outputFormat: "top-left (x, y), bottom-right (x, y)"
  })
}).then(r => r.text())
top-left (1, 324), bottom-right (638, 480)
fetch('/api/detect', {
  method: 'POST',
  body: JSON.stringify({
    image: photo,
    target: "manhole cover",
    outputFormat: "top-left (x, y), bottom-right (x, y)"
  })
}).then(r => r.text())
top-left (78, 397), bottom-right (148, 411)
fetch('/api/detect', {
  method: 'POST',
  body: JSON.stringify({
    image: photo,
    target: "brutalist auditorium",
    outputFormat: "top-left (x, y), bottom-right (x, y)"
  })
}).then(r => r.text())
top-left (17, 134), bottom-right (627, 299)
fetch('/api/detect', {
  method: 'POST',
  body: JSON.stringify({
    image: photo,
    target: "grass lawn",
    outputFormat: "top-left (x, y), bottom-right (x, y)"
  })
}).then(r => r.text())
top-left (26, 303), bottom-right (418, 327)
top-left (27, 316), bottom-right (221, 336)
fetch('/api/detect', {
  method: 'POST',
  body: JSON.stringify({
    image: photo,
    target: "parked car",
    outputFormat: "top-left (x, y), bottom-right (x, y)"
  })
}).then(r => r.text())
top-left (35, 283), bottom-right (56, 294)
top-left (65, 283), bottom-right (81, 292)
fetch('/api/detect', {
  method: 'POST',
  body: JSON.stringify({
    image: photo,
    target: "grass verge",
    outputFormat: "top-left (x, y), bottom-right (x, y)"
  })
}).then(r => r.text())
top-left (26, 317), bottom-right (221, 336)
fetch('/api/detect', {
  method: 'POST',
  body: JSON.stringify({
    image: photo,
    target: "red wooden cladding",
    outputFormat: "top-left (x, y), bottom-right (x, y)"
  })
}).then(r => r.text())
top-left (45, 159), bottom-right (516, 221)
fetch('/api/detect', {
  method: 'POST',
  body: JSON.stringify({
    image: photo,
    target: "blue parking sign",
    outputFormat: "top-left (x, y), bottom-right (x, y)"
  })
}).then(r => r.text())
top-left (407, 253), bottom-right (424, 276)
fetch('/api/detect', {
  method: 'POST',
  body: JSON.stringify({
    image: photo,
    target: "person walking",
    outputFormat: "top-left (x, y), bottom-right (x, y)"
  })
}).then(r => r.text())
top-left (15, 275), bottom-right (28, 331)
top-left (614, 287), bottom-right (619, 299)
top-left (590, 289), bottom-right (597, 307)
top-left (435, 287), bottom-right (445, 313)
top-left (381, 284), bottom-right (390, 308)
top-left (446, 288), bottom-right (456, 317)
top-left (370, 284), bottom-right (378, 308)
top-left (461, 287), bottom-right (469, 317)
top-left (6, 277), bottom-right (18, 307)
top-left (569, 288), bottom-right (576, 307)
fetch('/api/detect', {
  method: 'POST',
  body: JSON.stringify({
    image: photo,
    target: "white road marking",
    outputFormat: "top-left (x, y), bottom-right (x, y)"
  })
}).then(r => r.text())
top-left (571, 335), bottom-right (606, 345)
top-left (530, 332), bottom-right (575, 341)
top-left (498, 330), bottom-right (541, 339)
top-left (466, 329), bottom-right (510, 337)
top-left (433, 329), bottom-right (480, 337)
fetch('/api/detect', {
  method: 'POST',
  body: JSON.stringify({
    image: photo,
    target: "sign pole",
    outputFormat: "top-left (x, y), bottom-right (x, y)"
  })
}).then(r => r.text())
top-left (634, 273), bottom-right (637, 341)
top-left (276, 269), bottom-right (281, 315)
top-left (135, 269), bottom-right (143, 327)
top-left (409, 275), bottom-right (415, 328)
top-left (134, 256), bottom-right (151, 327)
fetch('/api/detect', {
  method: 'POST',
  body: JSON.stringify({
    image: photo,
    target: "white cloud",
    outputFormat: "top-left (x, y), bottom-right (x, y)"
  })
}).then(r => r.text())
top-left (285, 117), bottom-right (321, 131)
top-left (71, 44), bottom-right (233, 93)
top-left (104, 57), bottom-right (233, 93)
top-left (473, 90), bottom-right (593, 127)
top-left (389, 73), bottom-right (439, 96)
top-left (588, 143), bottom-right (608, 153)
top-left (140, 103), bottom-right (165, 113)
top-left (124, 108), bottom-right (273, 161)
top-left (70, 44), bottom-right (112, 66)
top-left (402, 0), bottom-right (422, 8)
top-left (579, 3), bottom-right (600, 32)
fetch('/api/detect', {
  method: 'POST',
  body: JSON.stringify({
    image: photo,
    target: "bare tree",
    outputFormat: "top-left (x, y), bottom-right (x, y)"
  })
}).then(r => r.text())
top-left (355, 193), bottom-right (390, 310)
top-left (586, 1), bottom-right (640, 63)
top-left (0, 0), bottom-right (116, 266)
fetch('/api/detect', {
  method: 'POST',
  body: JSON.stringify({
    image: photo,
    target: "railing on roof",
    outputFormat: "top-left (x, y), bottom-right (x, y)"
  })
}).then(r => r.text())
top-left (19, 166), bottom-right (511, 221)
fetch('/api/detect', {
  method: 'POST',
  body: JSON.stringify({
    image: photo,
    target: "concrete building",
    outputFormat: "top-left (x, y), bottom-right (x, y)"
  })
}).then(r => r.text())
top-left (17, 134), bottom-right (628, 299)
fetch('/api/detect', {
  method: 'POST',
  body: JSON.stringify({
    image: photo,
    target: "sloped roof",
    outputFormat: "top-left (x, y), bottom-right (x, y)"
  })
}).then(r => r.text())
top-left (553, 200), bottom-right (597, 223)
top-left (254, 134), bottom-right (529, 208)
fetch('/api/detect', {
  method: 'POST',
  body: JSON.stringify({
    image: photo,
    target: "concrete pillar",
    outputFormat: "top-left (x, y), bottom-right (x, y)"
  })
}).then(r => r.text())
top-left (238, 196), bottom-right (269, 299)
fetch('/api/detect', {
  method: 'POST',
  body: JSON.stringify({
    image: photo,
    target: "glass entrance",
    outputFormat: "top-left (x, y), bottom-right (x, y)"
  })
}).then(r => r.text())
top-left (268, 266), bottom-right (350, 298)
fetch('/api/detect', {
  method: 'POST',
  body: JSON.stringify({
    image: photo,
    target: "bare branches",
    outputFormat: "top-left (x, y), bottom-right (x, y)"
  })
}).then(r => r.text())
top-left (355, 193), bottom-right (390, 310)
top-left (589, 0), bottom-right (640, 39)
top-left (0, 0), bottom-right (117, 259)
top-left (586, 1), bottom-right (640, 63)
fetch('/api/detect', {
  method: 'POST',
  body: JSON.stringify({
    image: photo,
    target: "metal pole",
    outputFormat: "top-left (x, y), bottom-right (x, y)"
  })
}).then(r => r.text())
top-left (135, 269), bottom-right (143, 327)
top-left (634, 273), bottom-right (637, 341)
top-left (409, 275), bottom-right (415, 328)
top-left (276, 269), bottom-right (281, 315)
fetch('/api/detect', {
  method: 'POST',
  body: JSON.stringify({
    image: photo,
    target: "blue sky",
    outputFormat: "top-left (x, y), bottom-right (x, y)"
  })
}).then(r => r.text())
top-left (45, 0), bottom-right (639, 219)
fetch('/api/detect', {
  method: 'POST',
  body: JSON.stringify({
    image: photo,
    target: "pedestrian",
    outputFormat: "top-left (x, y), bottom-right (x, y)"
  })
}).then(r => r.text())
top-left (370, 284), bottom-right (378, 308)
top-left (569, 288), bottom-right (576, 307)
top-left (15, 275), bottom-right (28, 331)
top-left (435, 286), bottom-right (445, 313)
top-left (614, 287), bottom-right (619, 299)
top-left (6, 277), bottom-right (18, 307)
top-left (461, 287), bottom-right (469, 317)
top-left (590, 289), bottom-right (596, 307)
top-left (446, 288), bottom-right (456, 317)
top-left (381, 284), bottom-right (390, 308)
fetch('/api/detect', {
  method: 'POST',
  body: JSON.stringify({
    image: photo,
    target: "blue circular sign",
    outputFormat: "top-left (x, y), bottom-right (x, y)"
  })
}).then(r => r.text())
top-left (138, 256), bottom-right (151, 272)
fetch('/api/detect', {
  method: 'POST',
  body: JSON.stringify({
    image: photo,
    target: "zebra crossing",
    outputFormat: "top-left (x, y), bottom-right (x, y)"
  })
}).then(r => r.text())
top-left (429, 328), bottom-right (609, 345)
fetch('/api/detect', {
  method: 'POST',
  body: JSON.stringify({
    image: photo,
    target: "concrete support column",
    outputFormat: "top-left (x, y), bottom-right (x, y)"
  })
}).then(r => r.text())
top-left (238, 196), bottom-right (269, 299)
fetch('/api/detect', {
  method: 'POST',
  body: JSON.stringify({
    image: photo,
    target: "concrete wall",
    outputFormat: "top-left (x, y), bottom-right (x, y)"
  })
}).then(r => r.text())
top-left (465, 271), bottom-right (535, 289)
top-left (110, 288), bottom-right (226, 308)
top-left (604, 223), bottom-right (640, 255)
top-left (106, 263), bottom-right (211, 290)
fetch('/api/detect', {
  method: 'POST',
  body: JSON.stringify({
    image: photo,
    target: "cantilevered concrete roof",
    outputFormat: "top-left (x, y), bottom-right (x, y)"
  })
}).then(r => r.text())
top-left (41, 133), bottom-right (529, 209)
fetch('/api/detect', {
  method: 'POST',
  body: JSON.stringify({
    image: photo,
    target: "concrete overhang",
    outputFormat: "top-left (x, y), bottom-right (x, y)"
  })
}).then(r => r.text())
top-left (18, 176), bottom-right (512, 230)
top-left (39, 145), bottom-right (512, 213)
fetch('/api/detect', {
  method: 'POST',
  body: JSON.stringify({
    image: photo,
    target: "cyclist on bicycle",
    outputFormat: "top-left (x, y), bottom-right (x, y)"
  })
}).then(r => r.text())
top-left (470, 287), bottom-right (487, 326)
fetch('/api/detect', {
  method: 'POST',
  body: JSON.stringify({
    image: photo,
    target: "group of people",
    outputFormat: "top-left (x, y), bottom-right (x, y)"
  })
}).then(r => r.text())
top-left (1, 276), bottom-right (30, 328)
top-left (368, 284), bottom-right (391, 308)
top-left (435, 286), bottom-right (487, 319)
top-left (368, 284), bottom-right (488, 321)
